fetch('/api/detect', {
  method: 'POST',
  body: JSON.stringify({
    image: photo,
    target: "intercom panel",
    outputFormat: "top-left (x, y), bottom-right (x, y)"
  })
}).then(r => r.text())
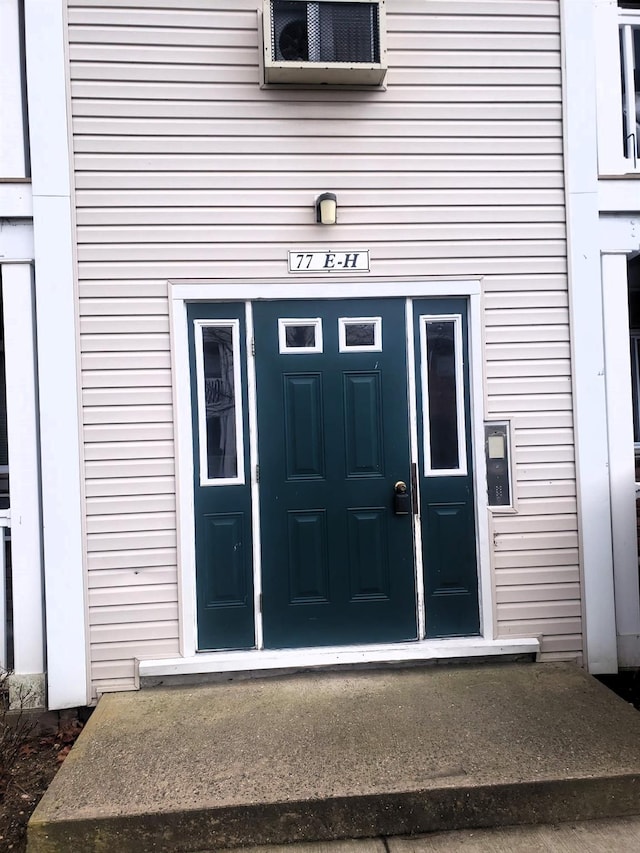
top-left (484, 422), bottom-right (512, 508)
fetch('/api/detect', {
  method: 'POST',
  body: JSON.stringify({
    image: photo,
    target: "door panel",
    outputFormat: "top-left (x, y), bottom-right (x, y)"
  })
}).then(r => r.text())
top-left (344, 373), bottom-right (384, 475)
top-left (283, 374), bottom-right (325, 478)
top-left (188, 303), bottom-right (255, 650)
top-left (347, 508), bottom-right (390, 599)
top-left (413, 298), bottom-right (480, 637)
top-left (254, 298), bottom-right (417, 648)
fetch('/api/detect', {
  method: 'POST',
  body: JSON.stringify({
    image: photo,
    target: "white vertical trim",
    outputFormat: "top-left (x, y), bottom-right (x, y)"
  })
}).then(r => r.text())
top-left (23, 1), bottom-right (88, 707)
top-left (246, 302), bottom-right (263, 650)
top-left (602, 253), bottom-right (640, 665)
top-left (0, 0), bottom-right (26, 177)
top-left (469, 293), bottom-right (494, 640)
top-left (169, 291), bottom-right (197, 658)
top-left (405, 299), bottom-right (425, 640)
top-left (1, 263), bottom-right (43, 676)
top-left (562, 0), bottom-right (618, 672)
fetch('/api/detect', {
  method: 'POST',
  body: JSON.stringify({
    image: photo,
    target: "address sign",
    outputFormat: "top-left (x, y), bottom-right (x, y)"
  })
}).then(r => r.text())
top-left (288, 250), bottom-right (370, 274)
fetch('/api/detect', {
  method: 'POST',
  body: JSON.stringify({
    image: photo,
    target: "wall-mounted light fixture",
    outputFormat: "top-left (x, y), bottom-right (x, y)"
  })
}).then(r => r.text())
top-left (316, 192), bottom-right (337, 225)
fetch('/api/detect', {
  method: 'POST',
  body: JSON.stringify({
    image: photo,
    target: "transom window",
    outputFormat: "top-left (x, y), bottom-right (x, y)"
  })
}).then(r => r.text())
top-left (338, 316), bottom-right (382, 352)
top-left (278, 318), bottom-right (323, 353)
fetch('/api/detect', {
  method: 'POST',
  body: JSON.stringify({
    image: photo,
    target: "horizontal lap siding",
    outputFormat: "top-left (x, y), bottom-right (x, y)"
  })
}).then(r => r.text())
top-left (66, 0), bottom-right (578, 694)
top-left (485, 278), bottom-right (579, 662)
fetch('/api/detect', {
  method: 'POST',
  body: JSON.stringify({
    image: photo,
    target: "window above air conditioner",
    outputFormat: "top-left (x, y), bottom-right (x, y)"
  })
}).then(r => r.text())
top-left (262, 0), bottom-right (387, 87)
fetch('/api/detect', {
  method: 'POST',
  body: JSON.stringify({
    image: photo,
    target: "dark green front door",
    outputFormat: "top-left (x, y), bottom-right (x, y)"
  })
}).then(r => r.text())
top-left (189, 295), bottom-right (480, 652)
top-left (254, 298), bottom-right (417, 648)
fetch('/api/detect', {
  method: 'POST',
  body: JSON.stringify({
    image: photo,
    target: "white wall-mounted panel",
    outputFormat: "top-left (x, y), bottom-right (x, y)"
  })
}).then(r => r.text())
top-left (0, 183), bottom-right (32, 218)
top-left (0, 220), bottom-right (33, 261)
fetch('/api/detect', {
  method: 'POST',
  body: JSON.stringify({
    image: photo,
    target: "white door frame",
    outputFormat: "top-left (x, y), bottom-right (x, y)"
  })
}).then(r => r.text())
top-left (145, 278), bottom-right (538, 681)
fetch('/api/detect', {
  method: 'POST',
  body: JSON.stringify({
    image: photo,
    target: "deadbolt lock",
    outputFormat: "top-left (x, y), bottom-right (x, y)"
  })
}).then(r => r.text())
top-left (393, 481), bottom-right (410, 515)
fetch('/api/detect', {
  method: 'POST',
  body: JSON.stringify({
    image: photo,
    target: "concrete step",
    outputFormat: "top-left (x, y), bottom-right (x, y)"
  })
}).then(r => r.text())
top-left (27, 663), bottom-right (640, 852)
top-left (222, 817), bottom-right (640, 853)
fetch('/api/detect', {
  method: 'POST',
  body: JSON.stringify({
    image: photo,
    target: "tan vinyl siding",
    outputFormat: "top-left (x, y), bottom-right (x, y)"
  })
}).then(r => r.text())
top-left (484, 272), bottom-right (579, 660)
top-left (66, 0), bottom-right (578, 695)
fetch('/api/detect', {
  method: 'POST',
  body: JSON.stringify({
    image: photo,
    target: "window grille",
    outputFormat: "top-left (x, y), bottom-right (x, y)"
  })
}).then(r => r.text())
top-left (263, 0), bottom-right (387, 86)
top-left (271, 1), bottom-right (379, 64)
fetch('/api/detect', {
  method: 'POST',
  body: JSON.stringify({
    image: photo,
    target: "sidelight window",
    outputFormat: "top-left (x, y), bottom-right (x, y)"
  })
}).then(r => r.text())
top-left (419, 315), bottom-right (467, 476)
top-left (194, 320), bottom-right (244, 485)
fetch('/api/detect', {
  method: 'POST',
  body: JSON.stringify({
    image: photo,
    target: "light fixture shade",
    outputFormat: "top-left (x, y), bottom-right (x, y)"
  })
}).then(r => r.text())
top-left (316, 192), bottom-right (337, 225)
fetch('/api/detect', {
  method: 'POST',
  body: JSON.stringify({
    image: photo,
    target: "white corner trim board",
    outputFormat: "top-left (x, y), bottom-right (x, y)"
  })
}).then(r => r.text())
top-left (23, 0), bottom-right (88, 709)
top-left (561, 0), bottom-right (618, 672)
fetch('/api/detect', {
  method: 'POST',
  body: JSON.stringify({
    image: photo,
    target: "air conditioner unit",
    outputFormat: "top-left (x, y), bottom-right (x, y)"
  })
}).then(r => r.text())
top-left (262, 0), bottom-right (387, 86)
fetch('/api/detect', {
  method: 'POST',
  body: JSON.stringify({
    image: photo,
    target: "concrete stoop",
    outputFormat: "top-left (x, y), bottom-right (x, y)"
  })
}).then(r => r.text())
top-left (27, 663), bottom-right (640, 852)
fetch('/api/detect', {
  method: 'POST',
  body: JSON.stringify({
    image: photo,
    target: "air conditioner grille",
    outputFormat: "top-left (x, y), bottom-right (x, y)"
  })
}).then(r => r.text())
top-left (271, 1), bottom-right (380, 64)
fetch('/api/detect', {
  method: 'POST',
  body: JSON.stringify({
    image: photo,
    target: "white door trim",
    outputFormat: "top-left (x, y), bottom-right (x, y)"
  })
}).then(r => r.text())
top-left (404, 298), bottom-right (426, 639)
top-left (168, 278), bottom-right (498, 671)
top-left (245, 301), bottom-right (264, 650)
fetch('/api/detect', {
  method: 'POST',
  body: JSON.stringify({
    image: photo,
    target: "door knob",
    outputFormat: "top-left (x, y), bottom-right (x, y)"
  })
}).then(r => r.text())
top-left (393, 481), bottom-right (410, 515)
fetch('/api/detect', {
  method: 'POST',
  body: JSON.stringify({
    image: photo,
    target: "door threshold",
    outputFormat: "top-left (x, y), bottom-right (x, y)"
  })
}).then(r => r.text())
top-left (136, 637), bottom-right (540, 688)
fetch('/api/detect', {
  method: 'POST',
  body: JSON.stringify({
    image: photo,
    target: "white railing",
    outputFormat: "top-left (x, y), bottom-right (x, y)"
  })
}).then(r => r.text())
top-left (0, 509), bottom-right (10, 671)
